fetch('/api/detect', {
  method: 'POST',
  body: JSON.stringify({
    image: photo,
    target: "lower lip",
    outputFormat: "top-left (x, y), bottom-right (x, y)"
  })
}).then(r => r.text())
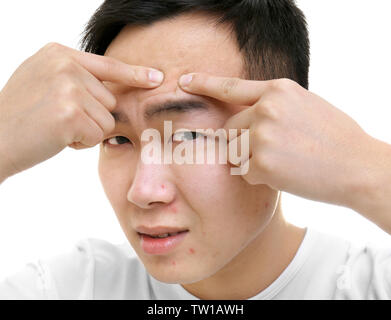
top-left (140, 231), bottom-right (188, 255)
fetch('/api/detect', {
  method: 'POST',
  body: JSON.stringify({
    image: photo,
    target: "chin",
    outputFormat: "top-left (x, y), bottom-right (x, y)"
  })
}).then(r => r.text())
top-left (143, 259), bottom-right (215, 285)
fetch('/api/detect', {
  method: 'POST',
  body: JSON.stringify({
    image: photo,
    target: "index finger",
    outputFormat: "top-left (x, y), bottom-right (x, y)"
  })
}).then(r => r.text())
top-left (178, 73), bottom-right (269, 105)
top-left (65, 45), bottom-right (164, 88)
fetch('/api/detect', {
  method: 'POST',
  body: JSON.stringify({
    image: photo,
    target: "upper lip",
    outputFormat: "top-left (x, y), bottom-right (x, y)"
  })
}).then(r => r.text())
top-left (135, 226), bottom-right (189, 236)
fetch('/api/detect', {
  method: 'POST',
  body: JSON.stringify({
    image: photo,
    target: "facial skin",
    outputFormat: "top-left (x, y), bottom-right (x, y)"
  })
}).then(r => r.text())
top-left (99, 13), bottom-right (305, 299)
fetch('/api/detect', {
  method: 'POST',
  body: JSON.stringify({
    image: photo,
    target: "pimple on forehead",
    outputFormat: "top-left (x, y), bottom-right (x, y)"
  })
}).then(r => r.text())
top-left (132, 82), bottom-right (196, 108)
top-left (105, 12), bottom-right (244, 81)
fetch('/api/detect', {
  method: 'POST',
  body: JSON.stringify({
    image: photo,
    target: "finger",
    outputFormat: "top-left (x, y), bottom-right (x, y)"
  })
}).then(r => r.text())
top-left (240, 158), bottom-right (261, 185)
top-left (66, 46), bottom-right (164, 88)
top-left (72, 110), bottom-right (105, 147)
top-left (179, 73), bottom-right (269, 105)
top-left (80, 90), bottom-right (116, 137)
top-left (68, 142), bottom-right (90, 150)
top-left (240, 155), bottom-right (278, 189)
top-left (227, 130), bottom-right (251, 167)
top-left (75, 64), bottom-right (117, 110)
top-left (223, 106), bottom-right (254, 140)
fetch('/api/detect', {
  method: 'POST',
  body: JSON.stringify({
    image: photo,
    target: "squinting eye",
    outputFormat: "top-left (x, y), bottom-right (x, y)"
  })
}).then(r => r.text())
top-left (172, 131), bottom-right (204, 142)
top-left (104, 136), bottom-right (130, 146)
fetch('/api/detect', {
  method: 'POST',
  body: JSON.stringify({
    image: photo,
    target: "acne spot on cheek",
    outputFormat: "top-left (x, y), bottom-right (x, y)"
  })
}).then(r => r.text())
top-left (169, 203), bottom-right (178, 213)
top-left (161, 184), bottom-right (165, 189)
top-left (265, 202), bottom-right (269, 209)
top-left (172, 260), bottom-right (176, 266)
top-left (189, 248), bottom-right (195, 254)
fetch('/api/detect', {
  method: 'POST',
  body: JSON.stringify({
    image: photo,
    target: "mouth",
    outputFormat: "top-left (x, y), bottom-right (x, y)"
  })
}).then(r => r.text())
top-left (139, 231), bottom-right (186, 239)
top-left (136, 227), bottom-right (189, 255)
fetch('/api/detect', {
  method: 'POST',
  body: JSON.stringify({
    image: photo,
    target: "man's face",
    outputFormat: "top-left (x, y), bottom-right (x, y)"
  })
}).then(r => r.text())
top-left (99, 13), bottom-right (279, 284)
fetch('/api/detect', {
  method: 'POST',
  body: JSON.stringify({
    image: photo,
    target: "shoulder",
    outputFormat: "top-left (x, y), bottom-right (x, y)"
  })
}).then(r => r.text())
top-left (305, 229), bottom-right (391, 299)
top-left (43, 238), bottom-right (151, 299)
top-left (0, 238), bottom-right (147, 299)
top-left (335, 238), bottom-right (391, 299)
top-left (285, 228), bottom-right (391, 299)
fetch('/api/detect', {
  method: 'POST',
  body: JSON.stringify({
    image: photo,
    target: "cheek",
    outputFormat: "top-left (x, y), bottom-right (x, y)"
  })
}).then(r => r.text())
top-left (174, 162), bottom-right (274, 232)
top-left (173, 162), bottom-right (277, 273)
top-left (173, 163), bottom-right (233, 208)
top-left (98, 149), bottom-right (133, 214)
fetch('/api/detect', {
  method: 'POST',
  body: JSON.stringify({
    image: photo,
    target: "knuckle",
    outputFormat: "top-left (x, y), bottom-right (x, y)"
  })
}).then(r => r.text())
top-left (129, 68), bottom-right (140, 83)
top-left (271, 78), bottom-right (295, 92)
top-left (221, 77), bottom-right (239, 97)
top-left (263, 102), bottom-right (279, 120)
top-left (254, 151), bottom-right (273, 174)
top-left (58, 103), bottom-right (81, 124)
top-left (53, 59), bottom-right (77, 75)
top-left (100, 95), bottom-right (117, 112)
top-left (254, 100), bottom-right (270, 116)
top-left (42, 42), bottom-right (63, 55)
top-left (90, 130), bottom-right (104, 145)
top-left (59, 81), bottom-right (82, 99)
top-left (255, 100), bottom-right (279, 120)
top-left (243, 172), bottom-right (259, 186)
top-left (85, 128), bottom-right (104, 147)
top-left (101, 57), bottom-right (113, 71)
top-left (246, 178), bottom-right (259, 186)
top-left (100, 57), bottom-right (117, 76)
top-left (107, 94), bottom-right (117, 110)
top-left (96, 130), bottom-right (104, 142)
top-left (254, 124), bottom-right (272, 145)
top-left (104, 116), bottom-right (116, 133)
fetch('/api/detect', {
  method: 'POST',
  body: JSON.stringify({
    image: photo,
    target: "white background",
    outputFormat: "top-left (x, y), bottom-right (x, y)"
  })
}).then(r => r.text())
top-left (1, 0), bottom-right (391, 278)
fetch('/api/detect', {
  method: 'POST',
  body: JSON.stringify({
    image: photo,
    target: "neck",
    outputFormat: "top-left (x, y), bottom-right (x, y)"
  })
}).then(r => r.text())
top-left (182, 201), bottom-right (306, 300)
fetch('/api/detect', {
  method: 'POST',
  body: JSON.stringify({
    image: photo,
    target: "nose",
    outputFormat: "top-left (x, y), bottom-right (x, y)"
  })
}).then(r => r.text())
top-left (127, 162), bottom-right (175, 209)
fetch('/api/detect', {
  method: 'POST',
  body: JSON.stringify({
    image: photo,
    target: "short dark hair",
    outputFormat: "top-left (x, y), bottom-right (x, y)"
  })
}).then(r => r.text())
top-left (80, 0), bottom-right (310, 89)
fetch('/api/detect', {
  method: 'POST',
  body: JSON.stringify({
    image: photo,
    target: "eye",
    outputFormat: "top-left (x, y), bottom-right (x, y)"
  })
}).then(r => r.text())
top-left (104, 136), bottom-right (131, 146)
top-left (172, 131), bottom-right (204, 142)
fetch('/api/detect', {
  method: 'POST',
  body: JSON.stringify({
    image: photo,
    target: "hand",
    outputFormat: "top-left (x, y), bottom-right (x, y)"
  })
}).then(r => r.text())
top-left (179, 73), bottom-right (380, 209)
top-left (0, 42), bottom-right (164, 181)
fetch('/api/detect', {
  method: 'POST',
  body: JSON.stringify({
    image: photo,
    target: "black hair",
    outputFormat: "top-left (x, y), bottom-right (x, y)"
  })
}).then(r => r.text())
top-left (80, 0), bottom-right (310, 89)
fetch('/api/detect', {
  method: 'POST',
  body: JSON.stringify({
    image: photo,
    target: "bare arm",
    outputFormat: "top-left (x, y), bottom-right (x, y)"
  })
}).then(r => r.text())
top-left (0, 43), bottom-right (164, 185)
top-left (179, 73), bottom-right (391, 235)
top-left (346, 137), bottom-right (391, 234)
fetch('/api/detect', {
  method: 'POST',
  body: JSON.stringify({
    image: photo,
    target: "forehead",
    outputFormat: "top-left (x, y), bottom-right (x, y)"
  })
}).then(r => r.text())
top-left (105, 12), bottom-right (245, 84)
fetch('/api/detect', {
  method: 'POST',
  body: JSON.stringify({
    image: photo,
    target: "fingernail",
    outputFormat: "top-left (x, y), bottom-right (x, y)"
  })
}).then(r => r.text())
top-left (179, 74), bottom-right (193, 87)
top-left (148, 70), bottom-right (164, 83)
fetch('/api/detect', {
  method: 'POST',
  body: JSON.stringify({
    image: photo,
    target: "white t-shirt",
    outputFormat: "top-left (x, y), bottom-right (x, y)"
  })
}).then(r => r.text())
top-left (1, 228), bottom-right (390, 299)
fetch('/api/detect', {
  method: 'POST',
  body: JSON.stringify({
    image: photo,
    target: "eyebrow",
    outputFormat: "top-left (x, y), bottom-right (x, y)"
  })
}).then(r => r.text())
top-left (111, 99), bottom-right (209, 124)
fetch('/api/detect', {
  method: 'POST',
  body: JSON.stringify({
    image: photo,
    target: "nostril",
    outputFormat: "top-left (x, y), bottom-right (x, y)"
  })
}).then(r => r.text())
top-left (147, 200), bottom-right (167, 208)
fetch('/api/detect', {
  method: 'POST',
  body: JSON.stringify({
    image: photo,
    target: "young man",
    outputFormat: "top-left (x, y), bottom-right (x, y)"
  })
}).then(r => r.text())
top-left (1, 0), bottom-right (391, 299)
